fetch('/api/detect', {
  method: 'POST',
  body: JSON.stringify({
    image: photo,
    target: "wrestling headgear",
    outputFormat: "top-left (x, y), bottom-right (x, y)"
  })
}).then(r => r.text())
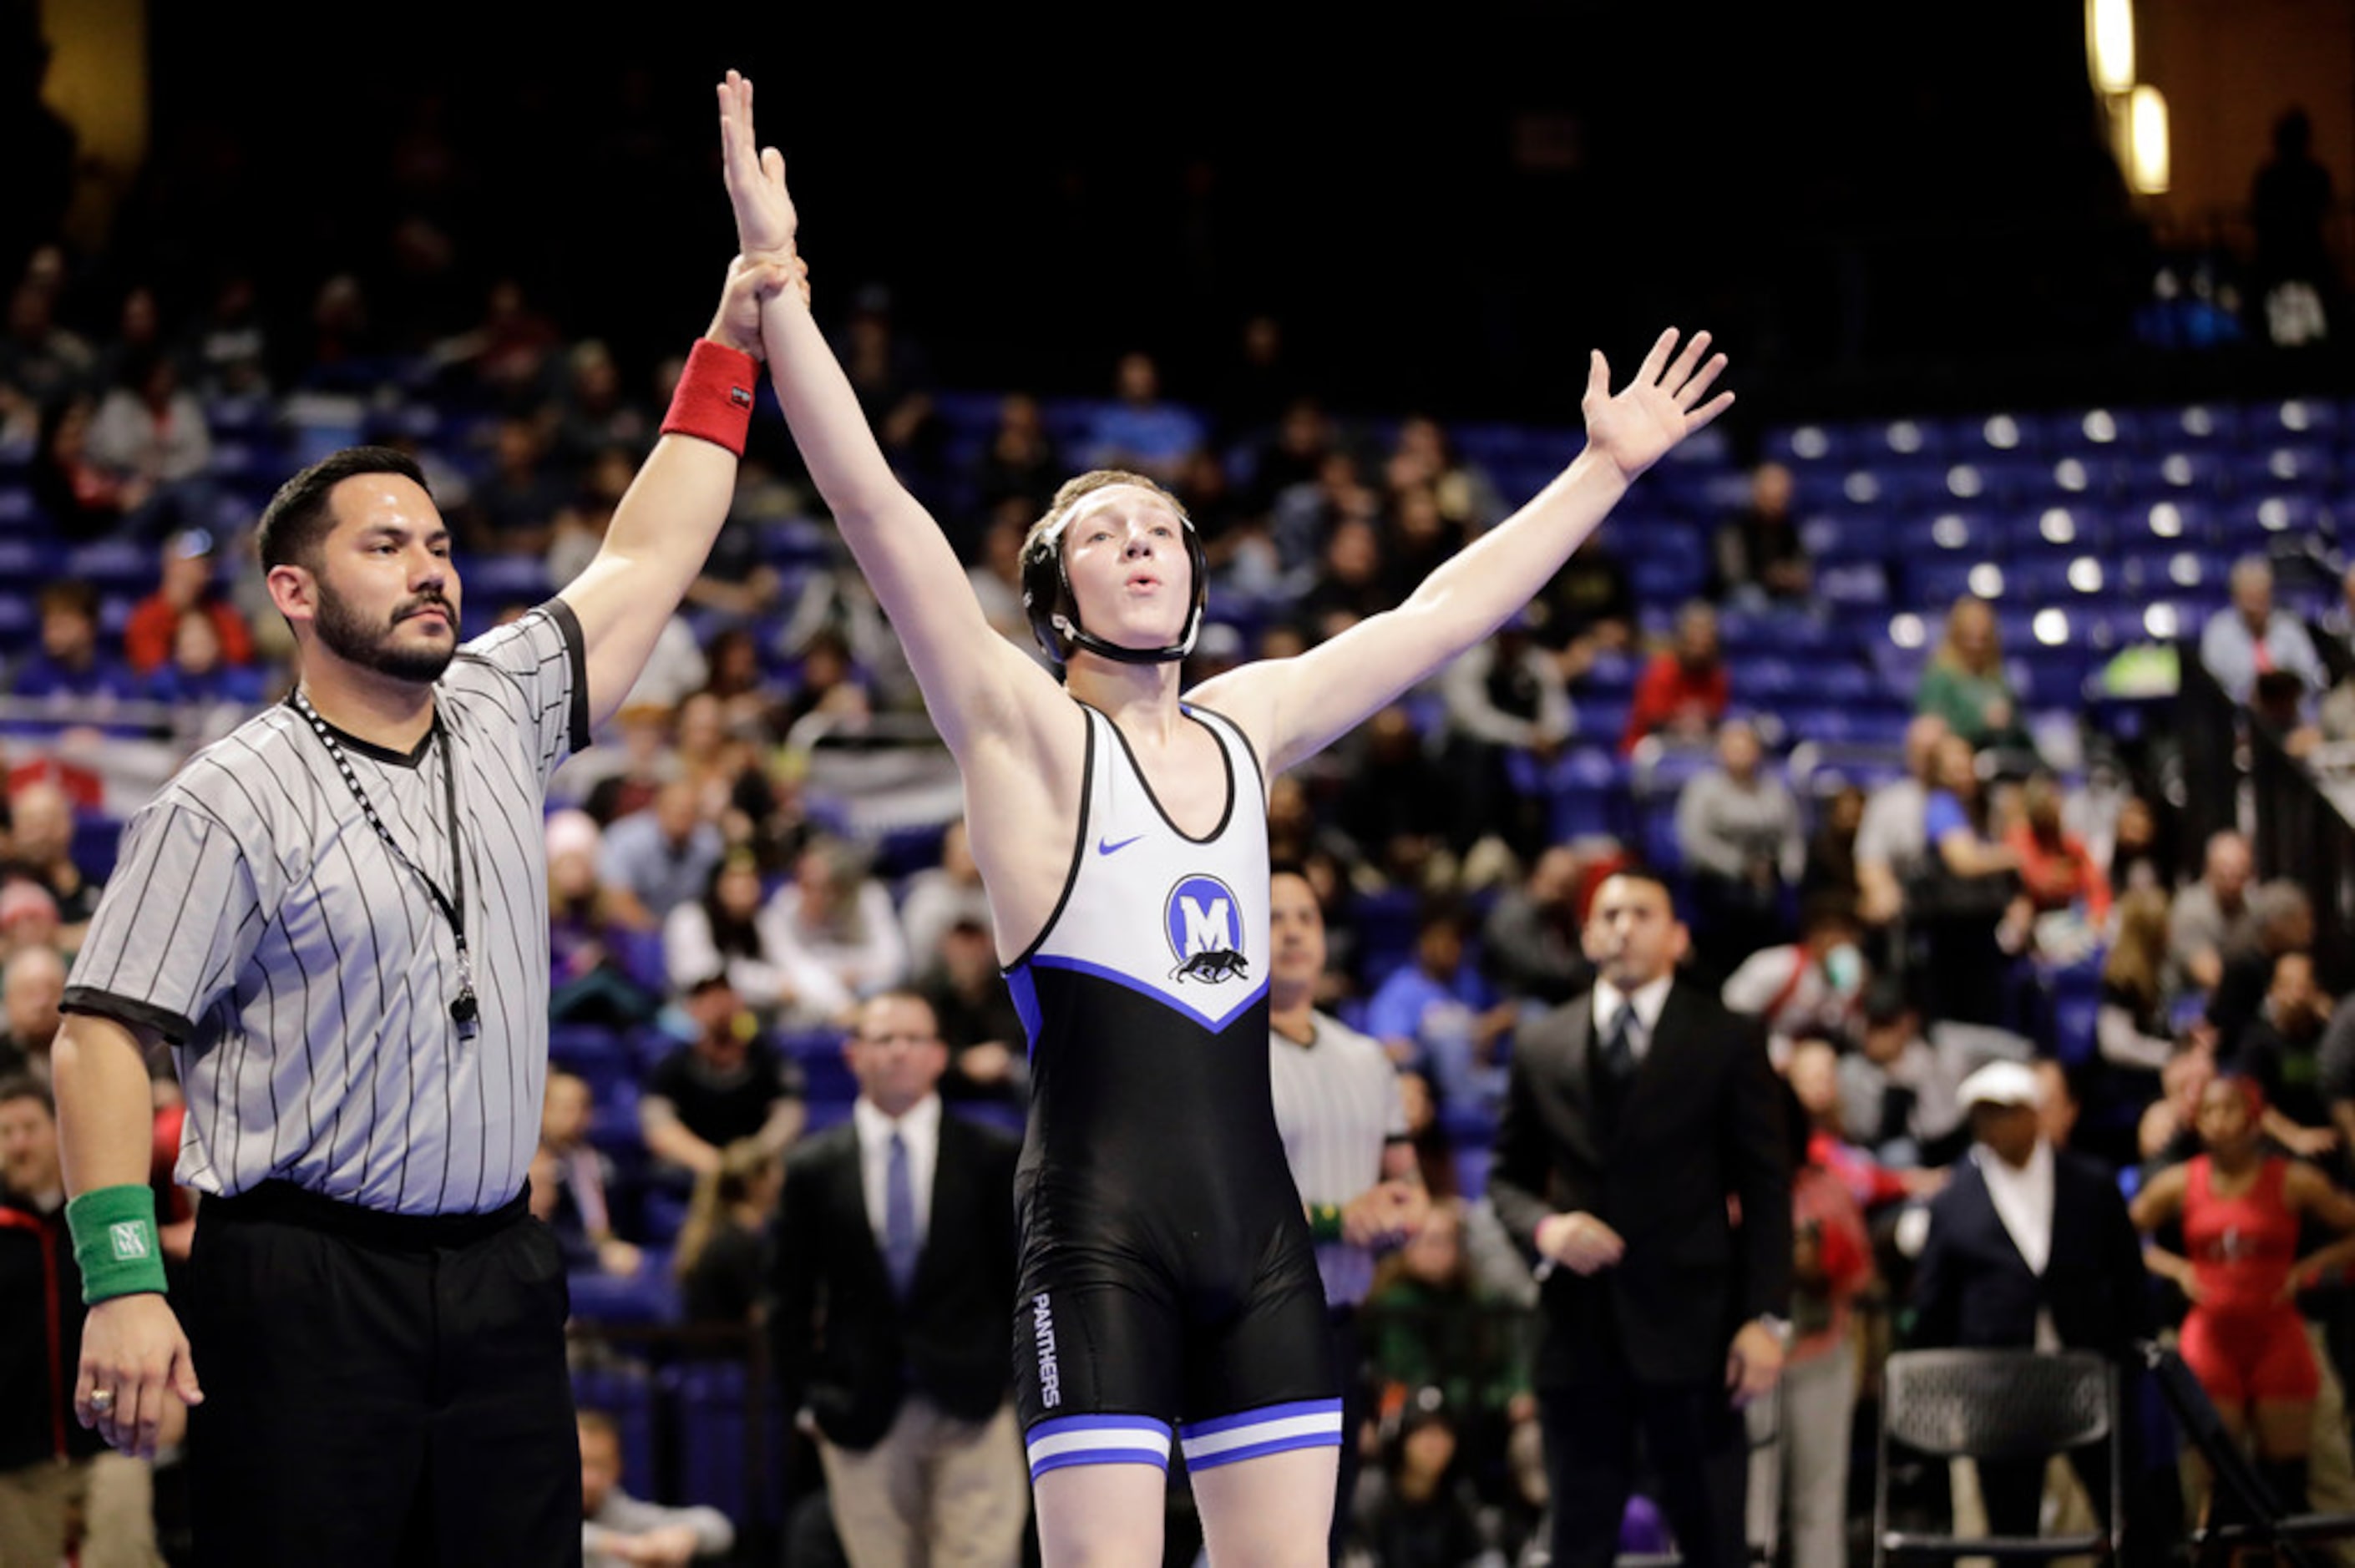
top-left (1020, 480), bottom-right (1208, 668)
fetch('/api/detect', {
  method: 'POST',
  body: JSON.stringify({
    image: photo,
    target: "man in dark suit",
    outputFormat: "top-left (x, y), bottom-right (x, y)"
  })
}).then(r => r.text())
top-left (1490, 869), bottom-right (1791, 1568)
top-left (1908, 1060), bottom-right (2160, 1561)
top-left (770, 992), bottom-right (1026, 1568)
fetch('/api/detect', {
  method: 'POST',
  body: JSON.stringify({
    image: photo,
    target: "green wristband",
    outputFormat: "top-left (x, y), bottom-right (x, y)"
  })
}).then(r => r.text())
top-left (1309, 1202), bottom-right (1345, 1243)
top-left (67, 1186), bottom-right (168, 1304)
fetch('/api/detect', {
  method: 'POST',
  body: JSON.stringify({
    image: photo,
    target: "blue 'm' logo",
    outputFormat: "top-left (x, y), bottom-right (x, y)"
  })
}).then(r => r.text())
top-left (1164, 875), bottom-right (1249, 984)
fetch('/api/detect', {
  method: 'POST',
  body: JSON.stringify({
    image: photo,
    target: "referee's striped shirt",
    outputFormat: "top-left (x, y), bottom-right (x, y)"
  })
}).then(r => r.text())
top-left (63, 601), bottom-right (591, 1216)
top-left (1269, 1009), bottom-right (1410, 1308)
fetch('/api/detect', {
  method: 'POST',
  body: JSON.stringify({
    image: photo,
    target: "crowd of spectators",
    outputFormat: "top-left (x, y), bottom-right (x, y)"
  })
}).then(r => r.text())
top-left (8, 206), bottom-right (2355, 1565)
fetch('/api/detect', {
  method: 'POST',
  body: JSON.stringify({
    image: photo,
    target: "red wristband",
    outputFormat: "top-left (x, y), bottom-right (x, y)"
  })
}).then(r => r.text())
top-left (661, 339), bottom-right (759, 457)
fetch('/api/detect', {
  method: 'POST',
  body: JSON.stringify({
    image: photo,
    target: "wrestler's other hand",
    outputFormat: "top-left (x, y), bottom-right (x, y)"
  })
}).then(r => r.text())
top-left (717, 70), bottom-right (798, 265)
top-left (1581, 328), bottom-right (1733, 484)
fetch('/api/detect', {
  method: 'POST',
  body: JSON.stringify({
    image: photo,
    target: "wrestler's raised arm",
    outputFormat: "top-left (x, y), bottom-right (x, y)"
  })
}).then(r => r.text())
top-left (719, 73), bottom-right (1068, 761)
top-left (1191, 330), bottom-right (1730, 776)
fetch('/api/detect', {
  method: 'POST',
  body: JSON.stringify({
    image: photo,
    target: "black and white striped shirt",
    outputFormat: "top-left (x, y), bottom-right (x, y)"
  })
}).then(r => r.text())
top-left (63, 602), bottom-right (590, 1216)
top-left (1269, 1010), bottom-right (1410, 1308)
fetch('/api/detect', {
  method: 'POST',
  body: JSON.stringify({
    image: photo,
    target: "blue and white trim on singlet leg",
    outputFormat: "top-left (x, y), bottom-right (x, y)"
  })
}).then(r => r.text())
top-left (1026, 1414), bottom-right (1174, 1481)
top-left (1177, 1398), bottom-right (1345, 1472)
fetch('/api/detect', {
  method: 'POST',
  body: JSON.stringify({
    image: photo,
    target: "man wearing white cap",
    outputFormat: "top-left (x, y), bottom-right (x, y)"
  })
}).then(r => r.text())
top-left (1909, 1059), bottom-right (2159, 1560)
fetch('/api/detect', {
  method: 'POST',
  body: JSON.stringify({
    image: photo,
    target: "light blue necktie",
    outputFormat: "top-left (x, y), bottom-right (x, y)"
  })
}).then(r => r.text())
top-left (884, 1130), bottom-right (919, 1298)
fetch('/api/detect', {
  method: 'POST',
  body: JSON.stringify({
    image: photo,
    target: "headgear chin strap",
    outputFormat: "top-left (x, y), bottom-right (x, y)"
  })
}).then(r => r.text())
top-left (1049, 604), bottom-right (1199, 666)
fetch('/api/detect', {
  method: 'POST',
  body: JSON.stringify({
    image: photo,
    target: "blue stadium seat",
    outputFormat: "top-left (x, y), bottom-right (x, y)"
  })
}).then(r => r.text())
top-left (2160, 404), bottom-right (2244, 446)
top-left (1830, 462), bottom-right (1941, 514)
top-left (2238, 443), bottom-right (2335, 490)
top-left (2123, 496), bottom-right (2217, 545)
top-left (1795, 660), bottom-right (1880, 702)
top-left (1798, 512), bottom-right (1889, 564)
top-left (605, 929), bottom-right (665, 996)
top-left (1907, 557), bottom-right (2006, 609)
top-left (2038, 453), bottom-right (2125, 503)
top-left (63, 539), bottom-right (153, 594)
top-left (2041, 407), bottom-right (2146, 453)
top-left (71, 816), bottom-right (123, 883)
top-left (569, 1262), bottom-right (680, 1327)
top-left (1628, 554), bottom-right (1708, 607)
top-left (0, 485), bottom-right (46, 534)
top-left (1897, 509), bottom-right (1999, 559)
top-left (1350, 888), bottom-right (1423, 988)
top-left (572, 1362), bottom-right (661, 1497)
top-left (1819, 561), bottom-right (1891, 608)
top-left (463, 554), bottom-right (553, 604)
top-left (2015, 649), bottom-right (2094, 706)
top-left (1738, 657), bottom-right (1803, 699)
top-left (2221, 493), bottom-right (2323, 544)
top-left (2125, 449), bottom-right (2231, 498)
top-left (1782, 706), bottom-right (1869, 745)
top-left (1578, 649), bottom-right (1638, 695)
top-left (2053, 994), bottom-right (2100, 1067)
top-left (1938, 412), bottom-right (2036, 458)
top-left (552, 1021), bottom-right (630, 1073)
top-left (201, 392), bottom-right (276, 436)
top-left (1858, 417), bottom-right (1948, 464)
top-left (0, 536), bottom-right (58, 588)
top-left (2002, 505), bottom-right (2111, 558)
top-left (205, 436), bottom-right (281, 483)
top-left (1547, 747), bottom-right (1628, 842)
top-left (1762, 423), bottom-right (1849, 468)
top-left (663, 1359), bottom-right (787, 1528)
top-left (1453, 1145), bottom-right (1492, 1200)
top-left (1973, 455), bottom-right (2069, 508)
top-left (2243, 397), bottom-right (2341, 442)
top-left (2011, 549), bottom-right (2106, 601)
top-left (1574, 695), bottom-right (1632, 745)
top-left (2121, 548), bottom-right (2227, 599)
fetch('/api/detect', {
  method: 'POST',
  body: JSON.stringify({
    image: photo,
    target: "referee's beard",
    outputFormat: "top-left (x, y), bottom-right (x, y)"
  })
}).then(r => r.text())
top-left (314, 578), bottom-right (459, 685)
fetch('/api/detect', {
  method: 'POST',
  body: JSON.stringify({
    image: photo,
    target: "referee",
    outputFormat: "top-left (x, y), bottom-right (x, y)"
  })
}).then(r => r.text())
top-left (1266, 868), bottom-right (1428, 1560)
top-left (50, 87), bottom-right (807, 1566)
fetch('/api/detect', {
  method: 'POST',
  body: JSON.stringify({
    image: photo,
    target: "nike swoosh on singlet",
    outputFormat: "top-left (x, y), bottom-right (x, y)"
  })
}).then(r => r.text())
top-left (1096, 834), bottom-right (1146, 856)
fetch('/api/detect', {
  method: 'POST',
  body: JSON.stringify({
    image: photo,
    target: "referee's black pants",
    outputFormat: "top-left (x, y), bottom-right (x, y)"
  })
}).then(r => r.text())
top-left (184, 1182), bottom-right (580, 1567)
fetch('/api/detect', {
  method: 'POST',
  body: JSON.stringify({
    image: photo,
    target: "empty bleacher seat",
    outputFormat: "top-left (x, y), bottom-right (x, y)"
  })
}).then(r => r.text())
top-left (63, 539), bottom-right (153, 594)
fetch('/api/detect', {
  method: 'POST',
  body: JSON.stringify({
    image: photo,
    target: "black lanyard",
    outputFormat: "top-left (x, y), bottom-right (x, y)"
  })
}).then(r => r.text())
top-left (290, 689), bottom-right (480, 1030)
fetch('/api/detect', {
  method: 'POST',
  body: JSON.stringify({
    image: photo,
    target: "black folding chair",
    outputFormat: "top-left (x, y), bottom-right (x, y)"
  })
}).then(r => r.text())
top-left (1873, 1348), bottom-right (2120, 1565)
top-left (2135, 1338), bottom-right (2355, 1567)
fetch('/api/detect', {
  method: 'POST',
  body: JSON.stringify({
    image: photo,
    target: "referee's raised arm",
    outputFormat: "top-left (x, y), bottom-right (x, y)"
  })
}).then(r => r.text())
top-left (555, 248), bottom-right (804, 731)
top-left (53, 1009), bottom-right (201, 1459)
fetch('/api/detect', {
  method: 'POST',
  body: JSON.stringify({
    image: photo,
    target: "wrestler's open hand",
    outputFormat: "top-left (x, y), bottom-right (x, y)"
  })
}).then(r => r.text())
top-left (1581, 328), bottom-right (1733, 484)
top-left (76, 1291), bottom-right (203, 1459)
top-left (717, 70), bottom-right (798, 265)
top-left (1535, 1211), bottom-right (1625, 1276)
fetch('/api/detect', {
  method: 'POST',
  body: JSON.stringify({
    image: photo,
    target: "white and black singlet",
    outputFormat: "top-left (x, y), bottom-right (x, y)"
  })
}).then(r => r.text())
top-left (1005, 701), bottom-right (1341, 1483)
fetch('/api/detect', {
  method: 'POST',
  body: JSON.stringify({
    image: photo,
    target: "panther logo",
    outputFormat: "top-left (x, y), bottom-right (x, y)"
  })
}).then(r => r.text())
top-left (1164, 873), bottom-right (1249, 985)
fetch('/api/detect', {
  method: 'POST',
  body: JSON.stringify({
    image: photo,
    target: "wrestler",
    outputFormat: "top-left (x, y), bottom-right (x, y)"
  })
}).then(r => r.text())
top-left (714, 70), bottom-right (1730, 1567)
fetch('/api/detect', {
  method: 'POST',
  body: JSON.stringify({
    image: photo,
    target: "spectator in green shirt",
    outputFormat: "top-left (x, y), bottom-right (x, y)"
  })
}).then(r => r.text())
top-left (1915, 594), bottom-right (2031, 751)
